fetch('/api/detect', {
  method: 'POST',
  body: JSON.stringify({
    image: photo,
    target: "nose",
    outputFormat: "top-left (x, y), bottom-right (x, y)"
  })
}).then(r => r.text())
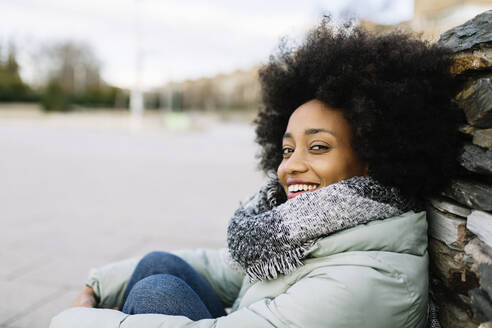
top-left (283, 149), bottom-right (308, 174)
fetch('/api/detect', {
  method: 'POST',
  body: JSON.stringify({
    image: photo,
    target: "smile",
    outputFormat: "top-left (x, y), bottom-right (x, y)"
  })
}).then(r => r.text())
top-left (287, 183), bottom-right (319, 199)
top-left (288, 184), bottom-right (317, 192)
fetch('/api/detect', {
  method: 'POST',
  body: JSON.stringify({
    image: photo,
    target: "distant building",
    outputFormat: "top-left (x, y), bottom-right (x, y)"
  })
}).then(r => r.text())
top-left (362, 0), bottom-right (492, 40)
top-left (412, 0), bottom-right (492, 40)
top-left (158, 68), bottom-right (260, 111)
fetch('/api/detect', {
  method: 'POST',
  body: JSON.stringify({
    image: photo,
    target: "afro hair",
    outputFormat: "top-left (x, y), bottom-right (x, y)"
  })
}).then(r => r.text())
top-left (254, 19), bottom-right (464, 198)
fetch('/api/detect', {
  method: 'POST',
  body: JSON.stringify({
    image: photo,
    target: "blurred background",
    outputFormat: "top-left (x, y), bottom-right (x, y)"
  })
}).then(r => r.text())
top-left (0, 0), bottom-right (491, 327)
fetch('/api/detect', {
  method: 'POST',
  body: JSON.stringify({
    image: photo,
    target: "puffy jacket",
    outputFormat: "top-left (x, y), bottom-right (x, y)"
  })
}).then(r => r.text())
top-left (50, 210), bottom-right (428, 328)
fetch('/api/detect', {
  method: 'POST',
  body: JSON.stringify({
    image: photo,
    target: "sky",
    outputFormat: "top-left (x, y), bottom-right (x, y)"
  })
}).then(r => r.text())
top-left (0, 0), bottom-right (414, 89)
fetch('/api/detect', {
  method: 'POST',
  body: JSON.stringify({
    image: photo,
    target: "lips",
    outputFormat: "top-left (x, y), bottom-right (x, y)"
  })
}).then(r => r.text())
top-left (286, 178), bottom-right (319, 199)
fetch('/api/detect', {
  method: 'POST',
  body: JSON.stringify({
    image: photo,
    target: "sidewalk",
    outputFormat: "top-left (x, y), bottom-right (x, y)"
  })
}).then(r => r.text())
top-left (0, 108), bottom-right (264, 328)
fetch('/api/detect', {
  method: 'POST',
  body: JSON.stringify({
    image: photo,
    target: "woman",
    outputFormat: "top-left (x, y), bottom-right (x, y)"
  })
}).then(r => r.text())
top-left (51, 20), bottom-right (463, 328)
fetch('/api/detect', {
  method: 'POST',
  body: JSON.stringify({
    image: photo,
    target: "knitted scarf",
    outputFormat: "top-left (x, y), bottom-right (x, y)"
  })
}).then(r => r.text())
top-left (226, 175), bottom-right (418, 282)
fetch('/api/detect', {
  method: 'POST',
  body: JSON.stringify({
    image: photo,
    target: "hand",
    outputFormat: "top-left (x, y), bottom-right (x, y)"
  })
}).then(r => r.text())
top-left (72, 286), bottom-right (97, 308)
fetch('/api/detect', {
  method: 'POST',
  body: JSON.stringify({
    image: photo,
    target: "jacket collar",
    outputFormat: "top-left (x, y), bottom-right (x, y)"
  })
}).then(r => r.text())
top-left (308, 210), bottom-right (427, 258)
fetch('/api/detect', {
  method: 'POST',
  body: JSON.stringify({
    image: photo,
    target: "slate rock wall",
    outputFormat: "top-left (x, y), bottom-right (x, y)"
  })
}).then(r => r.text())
top-left (429, 10), bottom-right (492, 328)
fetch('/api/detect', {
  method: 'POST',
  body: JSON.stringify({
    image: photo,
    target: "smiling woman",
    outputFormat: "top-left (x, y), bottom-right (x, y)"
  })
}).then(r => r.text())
top-left (278, 100), bottom-right (368, 199)
top-left (51, 18), bottom-right (462, 328)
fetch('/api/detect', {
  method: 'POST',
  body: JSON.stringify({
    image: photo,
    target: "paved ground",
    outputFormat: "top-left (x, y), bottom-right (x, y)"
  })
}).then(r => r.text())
top-left (0, 107), bottom-right (264, 328)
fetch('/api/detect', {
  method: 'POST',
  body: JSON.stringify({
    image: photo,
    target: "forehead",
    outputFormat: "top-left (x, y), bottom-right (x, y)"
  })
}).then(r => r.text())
top-left (286, 100), bottom-right (351, 135)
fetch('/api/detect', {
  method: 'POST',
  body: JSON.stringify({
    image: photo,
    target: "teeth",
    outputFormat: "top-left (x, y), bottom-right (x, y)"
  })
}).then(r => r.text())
top-left (288, 184), bottom-right (317, 192)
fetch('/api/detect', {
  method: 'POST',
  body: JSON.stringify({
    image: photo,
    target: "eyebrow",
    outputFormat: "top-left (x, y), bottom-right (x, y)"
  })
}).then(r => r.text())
top-left (283, 128), bottom-right (336, 139)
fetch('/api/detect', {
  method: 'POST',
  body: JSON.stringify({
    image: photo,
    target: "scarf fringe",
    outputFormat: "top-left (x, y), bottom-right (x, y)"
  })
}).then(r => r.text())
top-left (245, 243), bottom-right (314, 282)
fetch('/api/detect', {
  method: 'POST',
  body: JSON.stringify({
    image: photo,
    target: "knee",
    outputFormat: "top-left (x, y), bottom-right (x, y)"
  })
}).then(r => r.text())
top-left (123, 274), bottom-right (184, 314)
top-left (136, 251), bottom-right (186, 274)
top-left (140, 251), bottom-right (177, 265)
top-left (129, 273), bottom-right (180, 296)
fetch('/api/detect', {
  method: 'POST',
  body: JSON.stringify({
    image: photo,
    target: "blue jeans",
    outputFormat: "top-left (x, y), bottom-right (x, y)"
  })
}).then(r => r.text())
top-left (122, 251), bottom-right (226, 320)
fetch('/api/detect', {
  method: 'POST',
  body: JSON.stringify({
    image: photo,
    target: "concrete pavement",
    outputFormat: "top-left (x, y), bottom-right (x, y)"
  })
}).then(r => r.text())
top-left (0, 109), bottom-right (264, 327)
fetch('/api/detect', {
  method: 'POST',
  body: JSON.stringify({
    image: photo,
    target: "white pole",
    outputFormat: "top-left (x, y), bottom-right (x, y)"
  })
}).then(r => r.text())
top-left (130, 0), bottom-right (144, 131)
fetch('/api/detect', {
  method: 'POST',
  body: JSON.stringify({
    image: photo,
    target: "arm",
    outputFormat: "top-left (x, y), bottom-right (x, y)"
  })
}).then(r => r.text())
top-left (80, 248), bottom-right (244, 310)
top-left (53, 265), bottom-right (425, 328)
top-left (86, 257), bottom-right (140, 309)
top-left (53, 275), bottom-right (348, 328)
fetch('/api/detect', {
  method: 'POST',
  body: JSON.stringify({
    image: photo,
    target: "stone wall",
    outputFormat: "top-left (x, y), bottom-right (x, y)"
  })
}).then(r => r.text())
top-left (428, 10), bottom-right (492, 328)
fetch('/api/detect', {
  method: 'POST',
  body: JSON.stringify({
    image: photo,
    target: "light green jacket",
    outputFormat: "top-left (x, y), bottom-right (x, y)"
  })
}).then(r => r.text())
top-left (50, 210), bottom-right (428, 328)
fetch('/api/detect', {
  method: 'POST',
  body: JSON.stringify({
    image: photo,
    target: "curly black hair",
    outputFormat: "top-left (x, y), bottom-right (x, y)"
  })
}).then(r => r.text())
top-left (254, 20), bottom-right (464, 198)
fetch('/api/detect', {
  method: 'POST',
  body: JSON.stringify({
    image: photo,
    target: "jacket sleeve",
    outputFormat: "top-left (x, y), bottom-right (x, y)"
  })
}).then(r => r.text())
top-left (86, 248), bottom-right (244, 309)
top-left (86, 257), bottom-right (140, 309)
top-left (51, 275), bottom-right (347, 328)
top-left (52, 265), bottom-right (423, 328)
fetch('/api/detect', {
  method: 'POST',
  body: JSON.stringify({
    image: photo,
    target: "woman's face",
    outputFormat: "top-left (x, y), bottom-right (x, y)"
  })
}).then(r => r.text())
top-left (277, 99), bottom-right (368, 199)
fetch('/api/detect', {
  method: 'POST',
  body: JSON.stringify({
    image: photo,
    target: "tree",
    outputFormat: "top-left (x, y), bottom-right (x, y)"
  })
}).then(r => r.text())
top-left (0, 43), bottom-right (31, 101)
top-left (33, 41), bottom-right (123, 111)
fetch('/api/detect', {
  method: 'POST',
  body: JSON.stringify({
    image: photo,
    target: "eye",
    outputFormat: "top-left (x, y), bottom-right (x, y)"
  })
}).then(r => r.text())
top-left (310, 144), bottom-right (330, 151)
top-left (282, 146), bottom-right (294, 157)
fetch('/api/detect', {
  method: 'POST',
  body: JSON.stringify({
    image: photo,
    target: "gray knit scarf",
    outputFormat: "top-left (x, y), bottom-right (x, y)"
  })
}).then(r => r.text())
top-left (226, 175), bottom-right (418, 282)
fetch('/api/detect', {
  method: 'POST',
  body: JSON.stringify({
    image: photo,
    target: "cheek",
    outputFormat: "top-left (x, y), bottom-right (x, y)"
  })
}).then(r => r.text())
top-left (276, 162), bottom-right (290, 192)
top-left (312, 160), bottom-right (336, 181)
top-left (277, 162), bottom-right (286, 180)
top-left (341, 152), bottom-right (366, 176)
top-left (312, 154), bottom-right (354, 183)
